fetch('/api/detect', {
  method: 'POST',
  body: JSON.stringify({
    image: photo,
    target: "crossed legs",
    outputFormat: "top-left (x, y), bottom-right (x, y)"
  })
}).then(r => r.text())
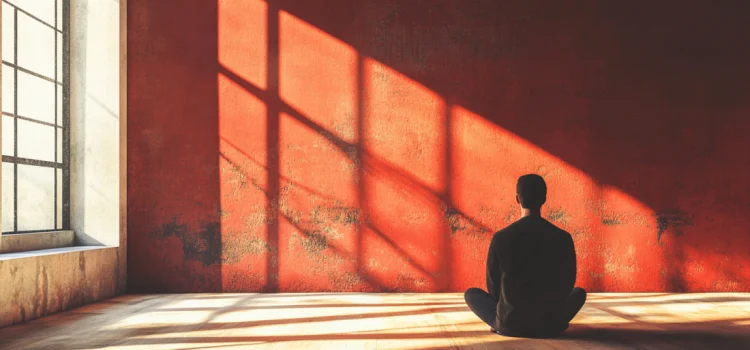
top-left (464, 287), bottom-right (587, 334)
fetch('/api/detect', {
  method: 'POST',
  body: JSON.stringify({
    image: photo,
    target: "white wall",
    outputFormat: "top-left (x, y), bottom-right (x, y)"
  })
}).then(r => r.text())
top-left (70, 0), bottom-right (122, 247)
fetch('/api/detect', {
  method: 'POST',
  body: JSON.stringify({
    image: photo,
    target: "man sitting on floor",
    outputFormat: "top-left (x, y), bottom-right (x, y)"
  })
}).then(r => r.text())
top-left (464, 174), bottom-right (586, 337)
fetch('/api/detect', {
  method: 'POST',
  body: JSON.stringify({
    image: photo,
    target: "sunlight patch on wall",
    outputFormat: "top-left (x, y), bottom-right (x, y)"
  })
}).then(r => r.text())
top-left (218, 0), bottom-right (267, 89)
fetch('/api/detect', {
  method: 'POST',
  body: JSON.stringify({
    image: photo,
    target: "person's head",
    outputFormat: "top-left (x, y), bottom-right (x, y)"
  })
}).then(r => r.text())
top-left (516, 174), bottom-right (547, 212)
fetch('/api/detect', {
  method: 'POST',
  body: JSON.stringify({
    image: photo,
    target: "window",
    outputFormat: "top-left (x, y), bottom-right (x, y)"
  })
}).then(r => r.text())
top-left (2, 0), bottom-right (68, 234)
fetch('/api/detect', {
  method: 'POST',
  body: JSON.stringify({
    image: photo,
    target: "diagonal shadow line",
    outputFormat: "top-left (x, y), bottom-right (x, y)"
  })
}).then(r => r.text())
top-left (202, 294), bottom-right (264, 324)
top-left (366, 223), bottom-right (436, 281)
top-left (218, 63), bottom-right (494, 236)
top-left (178, 345), bottom-right (261, 350)
top-left (586, 303), bottom-right (750, 334)
top-left (156, 302), bottom-right (466, 312)
top-left (588, 296), bottom-right (750, 306)
top-left (220, 137), bottom-right (341, 203)
top-left (84, 330), bottom-right (502, 346)
top-left (95, 305), bottom-right (471, 336)
top-left (345, 319), bottom-right (486, 334)
top-left (218, 64), bottom-right (356, 156)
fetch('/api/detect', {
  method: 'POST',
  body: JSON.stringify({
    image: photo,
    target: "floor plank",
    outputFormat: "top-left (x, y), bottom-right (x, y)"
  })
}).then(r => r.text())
top-left (0, 293), bottom-right (748, 349)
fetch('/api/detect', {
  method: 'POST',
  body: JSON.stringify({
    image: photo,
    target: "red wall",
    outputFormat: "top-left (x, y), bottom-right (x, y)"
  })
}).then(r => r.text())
top-left (128, 0), bottom-right (750, 293)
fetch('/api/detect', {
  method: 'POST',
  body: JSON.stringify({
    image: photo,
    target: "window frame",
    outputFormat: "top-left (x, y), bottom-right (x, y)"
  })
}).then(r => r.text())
top-left (1, 0), bottom-right (70, 235)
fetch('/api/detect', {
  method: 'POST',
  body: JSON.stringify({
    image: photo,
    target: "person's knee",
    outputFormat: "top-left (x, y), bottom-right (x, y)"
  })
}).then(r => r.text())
top-left (572, 287), bottom-right (587, 304)
top-left (464, 287), bottom-right (483, 303)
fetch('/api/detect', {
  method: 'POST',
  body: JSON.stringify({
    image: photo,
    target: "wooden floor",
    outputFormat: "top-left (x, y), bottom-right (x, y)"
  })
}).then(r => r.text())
top-left (1, 293), bottom-right (749, 350)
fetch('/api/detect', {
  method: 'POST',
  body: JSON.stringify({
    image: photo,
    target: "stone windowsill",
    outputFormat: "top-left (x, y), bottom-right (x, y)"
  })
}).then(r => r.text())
top-left (0, 230), bottom-right (75, 254)
top-left (0, 245), bottom-right (113, 261)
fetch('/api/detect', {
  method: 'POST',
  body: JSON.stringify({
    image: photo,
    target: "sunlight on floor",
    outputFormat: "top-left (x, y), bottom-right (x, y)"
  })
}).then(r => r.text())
top-left (1, 293), bottom-right (749, 349)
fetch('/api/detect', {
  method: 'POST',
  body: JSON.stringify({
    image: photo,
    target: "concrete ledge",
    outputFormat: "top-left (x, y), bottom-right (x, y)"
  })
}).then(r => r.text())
top-left (0, 231), bottom-right (75, 254)
top-left (0, 245), bottom-right (109, 261)
top-left (0, 246), bottom-right (121, 328)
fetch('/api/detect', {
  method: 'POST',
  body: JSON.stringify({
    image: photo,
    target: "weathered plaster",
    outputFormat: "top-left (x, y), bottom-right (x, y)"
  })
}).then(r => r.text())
top-left (128, 1), bottom-right (750, 293)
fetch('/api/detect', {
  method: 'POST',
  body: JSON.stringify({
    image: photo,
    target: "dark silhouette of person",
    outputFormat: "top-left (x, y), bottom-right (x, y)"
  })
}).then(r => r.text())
top-left (464, 174), bottom-right (586, 338)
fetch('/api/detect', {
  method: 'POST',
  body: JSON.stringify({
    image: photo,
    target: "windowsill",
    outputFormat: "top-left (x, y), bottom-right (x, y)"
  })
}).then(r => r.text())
top-left (0, 245), bottom-right (112, 261)
top-left (0, 230), bottom-right (75, 254)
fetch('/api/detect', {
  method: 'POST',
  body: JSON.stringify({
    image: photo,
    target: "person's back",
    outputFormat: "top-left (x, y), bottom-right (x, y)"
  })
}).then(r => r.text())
top-left (465, 174), bottom-right (586, 338)
top-left (490, 216), bottom-right (576, 335)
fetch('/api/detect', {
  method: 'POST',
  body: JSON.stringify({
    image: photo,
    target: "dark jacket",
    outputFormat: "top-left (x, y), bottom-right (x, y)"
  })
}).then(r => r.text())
top-left (486, 215), bottom-right (577, 336)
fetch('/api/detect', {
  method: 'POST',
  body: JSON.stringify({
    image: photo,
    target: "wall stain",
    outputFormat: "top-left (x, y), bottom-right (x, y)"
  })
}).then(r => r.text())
top-left (40, 266), bottom-right (49, 319)
top-left (78, 253), bottom-right (86, 276)
top-left (602, 216), bottom-right (621, 226)
top-left (301, 231), bottom-right (328, 256)
top-left (245, 205), bottom-right (274, 229)
top-left (654, 210), bottom-right (694, 245)
top-left (155, 218), bottom-right (222, 266)
top-left (329, 271), bottom-right (367, 291)
top-left (547, 208), bottom-right (570, 225)
top-left (225, 271), bottom-right (264, 292)
top-left (444, 207), bottom-right (466, 233)
top-left (310, 205), bottom-right (361, 226)
top-left (442, 205), bottom-right (492, 237)
top-left (391, 273), bottom-right (430, 292)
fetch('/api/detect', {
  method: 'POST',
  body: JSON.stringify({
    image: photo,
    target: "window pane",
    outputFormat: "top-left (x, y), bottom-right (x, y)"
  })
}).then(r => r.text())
top-left (2, 64), bottom-right (15, 113)
top-left (2, 116), bottom-right (13, 156)
top-left (56, 168), bottom-right (61, 229)
top-left (57, 84), bottom-right (62, 126)
top-left (17, 11), bottom-right (55, 79)
top-left (3, 0), bottom-right (66, 234)
top-left (2, 162), bottom-right (14, 232)
top-left (17, 164), bottom-right (55, 231)
top-left (17, 119), bottom-right (55, 162)
top-left (7, 0), bottom-right (55, 27)
top-left (56, 0), bottom-right (62, 29)
top-left (56, 32), bottom-right (62, 81)
top-left (2, 3), bottom-right (15, 64)
top-left (17, 70), bottom-right (55, 124)
top-left (57, 127), bottom-right (62, 162)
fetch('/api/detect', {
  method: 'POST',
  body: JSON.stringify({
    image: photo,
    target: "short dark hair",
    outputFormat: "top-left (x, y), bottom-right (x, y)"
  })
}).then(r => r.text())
top-left (516, 174), bottom-right (547, 209)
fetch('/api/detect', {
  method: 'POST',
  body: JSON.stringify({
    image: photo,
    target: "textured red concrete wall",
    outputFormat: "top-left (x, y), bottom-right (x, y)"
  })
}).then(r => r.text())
top-left (128, 0), bottom-right (750, 293)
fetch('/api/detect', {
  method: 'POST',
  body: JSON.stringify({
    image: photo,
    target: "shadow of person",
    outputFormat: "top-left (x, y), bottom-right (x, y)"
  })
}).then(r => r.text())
top-left (560, 326), bottom-right (750, 350)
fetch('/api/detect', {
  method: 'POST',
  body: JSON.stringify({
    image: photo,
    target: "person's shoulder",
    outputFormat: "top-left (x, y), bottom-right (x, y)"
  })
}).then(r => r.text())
top-left (543, 219), bottom-right (574, 240)
top-left (492, 220), bottom-right (526, 239)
